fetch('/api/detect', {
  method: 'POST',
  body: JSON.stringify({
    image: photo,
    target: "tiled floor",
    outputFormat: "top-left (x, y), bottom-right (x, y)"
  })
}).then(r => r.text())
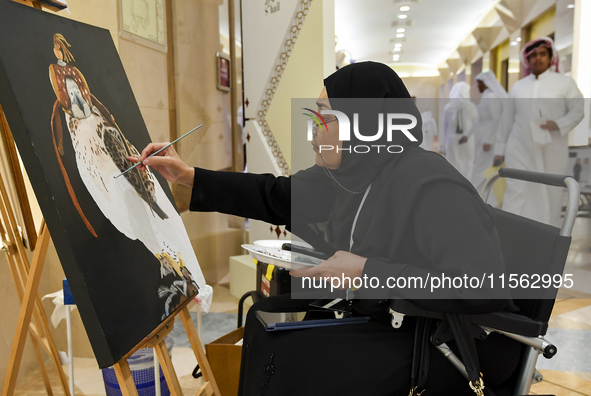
top-left (529, 216), bottom-right (591, 395)
top-left (10, 217), bottom-right (591, 395)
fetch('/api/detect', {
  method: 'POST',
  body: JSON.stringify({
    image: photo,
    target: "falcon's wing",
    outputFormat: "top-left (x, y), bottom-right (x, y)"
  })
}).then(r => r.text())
top-left (103, 126), bottom-right (168, 220)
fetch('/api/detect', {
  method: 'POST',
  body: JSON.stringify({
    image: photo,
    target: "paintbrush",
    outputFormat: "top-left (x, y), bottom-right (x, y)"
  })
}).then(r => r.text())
top-left (114, 124), bottom-right (203, 178)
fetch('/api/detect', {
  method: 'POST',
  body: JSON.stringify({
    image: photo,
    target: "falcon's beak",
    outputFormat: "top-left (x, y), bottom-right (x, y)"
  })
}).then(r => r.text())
top-left (70, 91), bottom-right (91, 119)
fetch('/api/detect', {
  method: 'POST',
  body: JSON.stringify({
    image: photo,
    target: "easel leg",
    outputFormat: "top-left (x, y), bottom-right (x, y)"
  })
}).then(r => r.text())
top-left (2, 247), bottom-right (53, 396)
top-left (179, 307), bottom-right (221, 396)
top-left (154, 349), bottom-right (161, 396)
top-left (30, 336), bottom-right (54, 396)
top-left (154, 341), bottom-right (184, 396)
top-left (113, 361), bottom-right (139, 396)
top-left (1, 224), bottom-right (50, 396)
top-left (0, 224), bottom-right (66, 396)
top-left (36, 299), bottom-right (71, 395)
top-left (66, 306), bottom-right (74, 396)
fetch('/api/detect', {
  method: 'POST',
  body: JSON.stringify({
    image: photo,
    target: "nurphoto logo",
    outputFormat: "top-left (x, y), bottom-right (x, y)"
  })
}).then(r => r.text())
top-left (303, 108), bottom-right (417, 154)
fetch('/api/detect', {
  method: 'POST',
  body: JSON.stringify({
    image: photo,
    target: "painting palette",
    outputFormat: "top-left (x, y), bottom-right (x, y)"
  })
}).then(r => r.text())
top-left (242, 244), bottom-right (321, 270)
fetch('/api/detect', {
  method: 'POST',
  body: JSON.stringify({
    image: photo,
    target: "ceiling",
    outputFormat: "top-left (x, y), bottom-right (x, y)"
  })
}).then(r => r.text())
top-left (219, 0), bottom-right (502, 75)
top-left (335, 0), bottom-right (499, 74)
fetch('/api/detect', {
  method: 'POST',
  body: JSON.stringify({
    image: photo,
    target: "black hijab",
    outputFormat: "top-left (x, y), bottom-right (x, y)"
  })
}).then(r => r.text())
top-left (319, 62), bottom-right (423, 251)
top-left (323, 61), bottom-right (423, 192)
top-left (292, 61), bottom-right (475, 257)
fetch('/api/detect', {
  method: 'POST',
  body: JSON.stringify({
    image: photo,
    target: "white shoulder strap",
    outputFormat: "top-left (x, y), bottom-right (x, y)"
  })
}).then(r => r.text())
top-left (349, 183), bottom-right (372, 251)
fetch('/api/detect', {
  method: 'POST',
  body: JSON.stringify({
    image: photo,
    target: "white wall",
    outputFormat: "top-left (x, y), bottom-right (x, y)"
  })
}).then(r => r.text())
top-left (242, 0), bottom-right (335, 243)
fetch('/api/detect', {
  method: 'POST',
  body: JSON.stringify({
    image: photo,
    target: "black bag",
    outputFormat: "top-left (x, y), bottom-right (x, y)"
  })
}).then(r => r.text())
top-left (256, 261), bottom-right (291, 298)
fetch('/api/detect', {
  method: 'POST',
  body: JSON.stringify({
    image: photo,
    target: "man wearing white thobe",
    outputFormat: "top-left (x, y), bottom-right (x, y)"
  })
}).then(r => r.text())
top-left (494, 37), bottom-right (584, 226)
top-left (462, 71), bottom-right (507, 200)
top-left (419, 110), bottom-right (438, 151)
top-left (582, 158), bottom-right (590, 187)
top-left (443, 82), bottom-right (478, 179)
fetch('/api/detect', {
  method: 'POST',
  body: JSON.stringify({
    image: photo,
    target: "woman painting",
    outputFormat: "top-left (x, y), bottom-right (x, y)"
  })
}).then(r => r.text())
top-left (132, 62), bottom-right (521, 395)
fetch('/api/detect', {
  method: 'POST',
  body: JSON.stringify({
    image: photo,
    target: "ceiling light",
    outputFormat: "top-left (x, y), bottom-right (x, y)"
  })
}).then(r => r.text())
top-left (393, 47), bottom-right (401, 52)
top-left (399, 6), bottom-right (410, 11)
top-left (397, 28), bottom-right (405, 33)
top-left (394, 43), bottom-right (402, 48)
top-left (396, 33), bottom-right (405, 38)
top-left (398, 14), bottom-right (408, 19)
top-left (516, 37), bottom-right (521, 42)
top-left (393, 55), bottom-right (400, 61)
top-left (510, 41), bottom-right (518, 46)
top-left (567, 4), bottom-right (575, 8)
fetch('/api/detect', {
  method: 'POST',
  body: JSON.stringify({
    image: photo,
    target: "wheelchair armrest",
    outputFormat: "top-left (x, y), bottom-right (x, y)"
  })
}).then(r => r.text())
top-left (469, 311), bottom-right (543, 338)
top-left (389, 300), bottom-right (544, 338)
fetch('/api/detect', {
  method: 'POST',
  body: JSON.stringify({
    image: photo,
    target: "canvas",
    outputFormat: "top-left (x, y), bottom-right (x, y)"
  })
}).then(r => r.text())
top-left (0, 1), bottom-right (205, 368)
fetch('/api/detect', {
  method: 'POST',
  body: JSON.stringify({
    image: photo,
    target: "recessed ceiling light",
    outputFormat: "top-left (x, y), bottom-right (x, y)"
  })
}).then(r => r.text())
top-left (398, 14), bottom-right (408, 19)
top-left (393, 47), bottom-right (401, 52)
top-left (516, 37), bottom-right (522, 42)
top-left (393, 55), bottom-right (400, 61)
top-left (567, 4), bottom-right (575, 8)
top-left (400, 6), bottom-right (410, 11)
top-left (394, 43), bottom-right (402, 48)
top-left (397, 28), bottom-right (406, 33)
top-left (396, 33), bottom-right (405, 38)
top-left (510, 41), bottom-right (518, 46)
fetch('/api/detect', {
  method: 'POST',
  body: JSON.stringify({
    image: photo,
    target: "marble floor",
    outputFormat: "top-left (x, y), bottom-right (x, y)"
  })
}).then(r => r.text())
top-left (528, 216), bottom-right (591, 395)
top-left (10, 218), bottom-right (591, 395)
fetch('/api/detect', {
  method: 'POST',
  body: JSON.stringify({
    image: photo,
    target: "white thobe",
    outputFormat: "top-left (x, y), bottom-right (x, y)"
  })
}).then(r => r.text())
top-left (419, 114), bottom-right (438, 151)
top-left (582, 162), bottom-right (590, 187)
top-left (465, 89), bottom-right (503, 198)
top-left (495, 69), bottom-right (584, 226)
top-left (443, 101), bottom-right (478, 179)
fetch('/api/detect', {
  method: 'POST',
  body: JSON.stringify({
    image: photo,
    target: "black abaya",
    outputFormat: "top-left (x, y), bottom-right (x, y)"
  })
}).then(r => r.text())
top-left (190, 163), bottom-right (523, 395)
top-left (238, 295), bottom-right (521, 396)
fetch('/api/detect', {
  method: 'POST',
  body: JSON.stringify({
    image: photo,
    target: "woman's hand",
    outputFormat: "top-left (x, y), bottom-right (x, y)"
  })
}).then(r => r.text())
top-left (128, 143), bottom-right (195, 187)
top-left (290, 251), bottom-right (367, 289)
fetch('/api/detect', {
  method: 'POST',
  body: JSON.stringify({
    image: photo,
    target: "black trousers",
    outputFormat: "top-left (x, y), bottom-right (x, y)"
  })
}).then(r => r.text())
top-left (238, 295), bottom-right (523, 396)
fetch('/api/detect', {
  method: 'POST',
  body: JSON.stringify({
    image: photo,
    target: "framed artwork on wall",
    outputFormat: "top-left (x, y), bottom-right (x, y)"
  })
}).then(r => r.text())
top-left (119, 0), bottom-right (167, 53)
top-left (216, 52), bottom-right (231, 92)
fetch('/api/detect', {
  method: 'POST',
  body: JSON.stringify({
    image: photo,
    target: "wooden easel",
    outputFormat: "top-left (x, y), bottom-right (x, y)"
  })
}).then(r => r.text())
top-left (0, 6), bottom-right (71, 396)
top-left (1, 2), bottom-right (222, 395)
top-left (0, 23), bottom-right (71, 391)
top-left (0, 111), bottom-right (71, 395)
top-left (113, 303), bottom-right (221, 396)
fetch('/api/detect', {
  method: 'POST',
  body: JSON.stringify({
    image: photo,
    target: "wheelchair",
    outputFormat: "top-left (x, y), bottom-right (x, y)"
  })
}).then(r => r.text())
top-left (389, 168), bottom-right (580, 396)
